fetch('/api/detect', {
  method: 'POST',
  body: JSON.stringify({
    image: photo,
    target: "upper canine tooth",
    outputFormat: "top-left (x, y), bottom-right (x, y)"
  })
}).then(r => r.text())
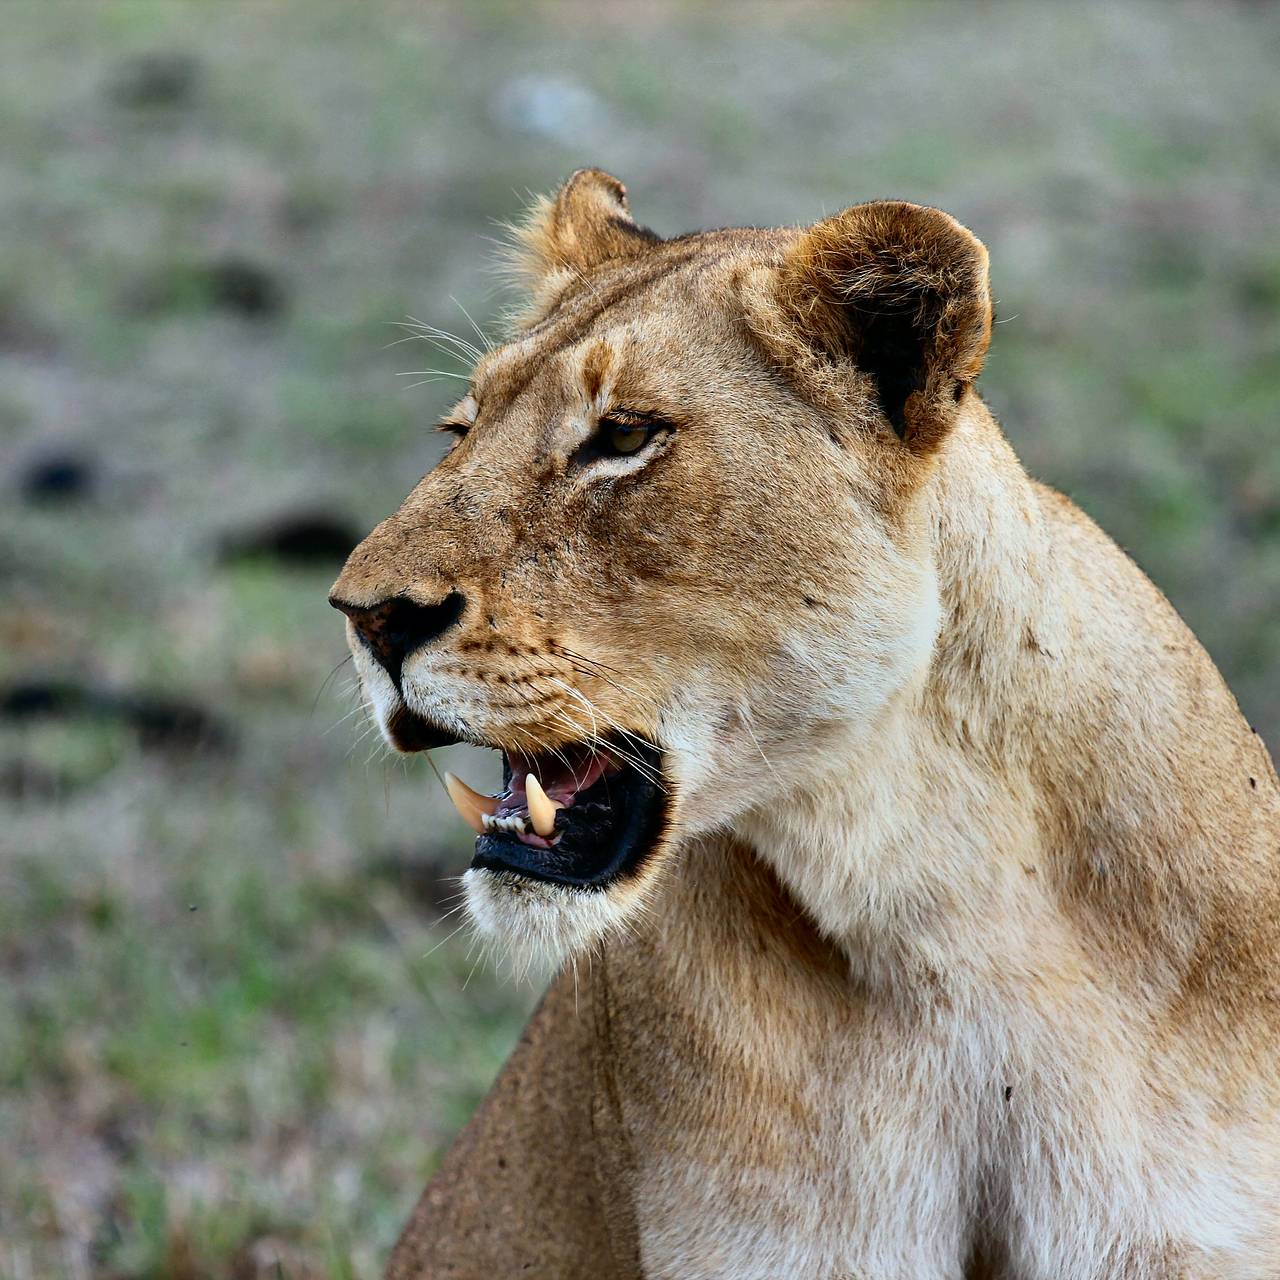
top-left (525, 772), bottom-right (561, 838)
top-left (444, 771), bottom-right (499, 835)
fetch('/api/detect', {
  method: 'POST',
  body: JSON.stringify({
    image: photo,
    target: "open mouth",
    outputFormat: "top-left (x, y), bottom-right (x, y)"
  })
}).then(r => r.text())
top-left (439, 735), bottom-right (669, 890)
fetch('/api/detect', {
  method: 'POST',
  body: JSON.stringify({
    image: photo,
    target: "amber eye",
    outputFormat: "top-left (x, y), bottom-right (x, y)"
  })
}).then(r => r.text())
top-left (597, 411), bottom-right (672, 459)
top-left (606, 421), bottom-right (650, 454)
top-left (573, 411), bottom-right (672, 470)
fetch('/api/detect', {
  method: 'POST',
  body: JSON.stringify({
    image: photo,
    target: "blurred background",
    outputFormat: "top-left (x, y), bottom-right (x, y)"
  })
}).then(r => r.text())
top-left (2, 1), bottom-right (1277, 1276)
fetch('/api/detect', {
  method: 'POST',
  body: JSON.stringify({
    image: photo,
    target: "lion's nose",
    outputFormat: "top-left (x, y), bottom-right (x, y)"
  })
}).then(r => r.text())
top-left (329, 591), bottom-right (467, 685)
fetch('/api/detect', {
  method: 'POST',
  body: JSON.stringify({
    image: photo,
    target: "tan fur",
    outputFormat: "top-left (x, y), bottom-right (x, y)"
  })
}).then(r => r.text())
top-left (331, 170), bottom-right (1280, 1279)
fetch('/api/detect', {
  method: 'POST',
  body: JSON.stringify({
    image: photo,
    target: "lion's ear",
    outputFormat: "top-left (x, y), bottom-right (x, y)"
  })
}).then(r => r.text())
top-left (774, 201), bottom-right (991, 451)
top-left (509, 169), bottom-right (660, 298)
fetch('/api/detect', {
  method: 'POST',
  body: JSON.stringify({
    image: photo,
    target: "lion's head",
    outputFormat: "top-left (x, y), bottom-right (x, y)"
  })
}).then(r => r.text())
top-left (330, 169), bottom-right (991, 966)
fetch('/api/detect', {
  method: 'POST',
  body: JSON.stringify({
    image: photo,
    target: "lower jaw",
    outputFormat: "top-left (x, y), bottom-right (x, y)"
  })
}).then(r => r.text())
top-left (469, 741), bottom-right (670, 891)
top-left (471, 826), bottom-right (647, 889)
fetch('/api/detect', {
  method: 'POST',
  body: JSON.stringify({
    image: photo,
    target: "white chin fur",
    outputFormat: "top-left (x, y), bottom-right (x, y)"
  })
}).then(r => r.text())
top-left (463, 867), bottom-right (647, 978)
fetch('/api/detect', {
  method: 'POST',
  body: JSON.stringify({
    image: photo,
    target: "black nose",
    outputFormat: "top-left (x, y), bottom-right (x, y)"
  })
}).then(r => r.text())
top-left (329, 591), bottom-right (466, 685)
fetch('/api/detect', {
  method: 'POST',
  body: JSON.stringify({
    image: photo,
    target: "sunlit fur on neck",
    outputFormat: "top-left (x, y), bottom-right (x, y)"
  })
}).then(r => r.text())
top-left (739, 393), bottom-right (1274, 1004)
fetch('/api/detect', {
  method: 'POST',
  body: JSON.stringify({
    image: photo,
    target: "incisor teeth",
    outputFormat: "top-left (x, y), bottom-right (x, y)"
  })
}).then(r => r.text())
top-left (483, 813), bottom-right (529, 835)
top-left (444, 771), bottom-right (499, 835)
top-left (525, 773), bottom-right (561, 839)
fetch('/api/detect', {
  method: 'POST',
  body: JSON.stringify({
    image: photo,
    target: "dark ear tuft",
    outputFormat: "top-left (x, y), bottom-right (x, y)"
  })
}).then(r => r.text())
top-left (776, 201), bottom-right (991, 450)
top-left (507, 169), bottom-right (660, 303)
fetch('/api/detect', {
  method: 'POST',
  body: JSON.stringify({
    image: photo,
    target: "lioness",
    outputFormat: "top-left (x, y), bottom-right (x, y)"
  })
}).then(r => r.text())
top-left (330, 170), bottom-right (1280, 1279)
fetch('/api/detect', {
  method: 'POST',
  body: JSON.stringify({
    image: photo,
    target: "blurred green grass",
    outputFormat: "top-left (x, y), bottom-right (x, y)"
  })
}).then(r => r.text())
top-left (1, 1), bottom-right (1277, 1275)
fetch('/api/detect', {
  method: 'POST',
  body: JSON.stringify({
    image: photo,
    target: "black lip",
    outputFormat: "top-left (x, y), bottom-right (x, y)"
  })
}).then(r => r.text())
top-left (386, 705), bottom-right (463, 752)
top-left (471, 739), bottom-right (669, 891)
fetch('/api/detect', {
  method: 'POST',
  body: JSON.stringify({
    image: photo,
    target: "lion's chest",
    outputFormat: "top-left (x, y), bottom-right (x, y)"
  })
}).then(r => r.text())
top-left (605, 944), bottom-right (1274, 1280)
top-left (614, 980), bottom-right (988, 1278)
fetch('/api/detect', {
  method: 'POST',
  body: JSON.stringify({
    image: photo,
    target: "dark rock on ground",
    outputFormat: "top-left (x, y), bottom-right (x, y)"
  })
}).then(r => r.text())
top-left (107, 50), bottom-right (201, 109)
top-left (218, 511), bottom-right (360, 568)
top-left (204, 257), bottom-right (287, 319)
top-left (118, 257), bottom-right (287, 320)
top-left (19, 450), bottom-right (97, 503)
top-left (0, 680), bottom-right (231, 754)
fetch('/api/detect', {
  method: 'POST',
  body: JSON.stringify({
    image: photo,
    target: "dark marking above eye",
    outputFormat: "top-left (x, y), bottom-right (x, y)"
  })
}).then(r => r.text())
top-left (582, 340), bottom-right (613, 402)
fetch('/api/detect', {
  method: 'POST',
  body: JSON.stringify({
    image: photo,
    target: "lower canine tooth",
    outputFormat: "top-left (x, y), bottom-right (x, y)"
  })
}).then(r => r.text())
top-left (525, 773), bottom-right (562, 838)
top-left (444, 772), bottom-right (499, 835)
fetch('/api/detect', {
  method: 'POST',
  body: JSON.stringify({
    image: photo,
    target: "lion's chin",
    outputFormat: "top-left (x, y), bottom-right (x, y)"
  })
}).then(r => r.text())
top-left (462, 866), bottom-right (654, 978)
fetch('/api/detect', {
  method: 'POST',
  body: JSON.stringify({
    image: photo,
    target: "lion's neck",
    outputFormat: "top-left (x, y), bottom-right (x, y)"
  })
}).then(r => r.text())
top-left (736, 402), bottom-right (1275, 1001)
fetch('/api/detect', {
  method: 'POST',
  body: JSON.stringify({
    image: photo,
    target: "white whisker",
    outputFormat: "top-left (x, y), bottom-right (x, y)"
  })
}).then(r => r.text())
top-left (449, 295), bottom-right (494, 353)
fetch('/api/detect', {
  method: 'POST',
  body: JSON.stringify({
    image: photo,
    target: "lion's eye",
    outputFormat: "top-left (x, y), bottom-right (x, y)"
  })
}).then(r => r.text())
top-left (595, 412), bottom-right (672, 459)
top-left (606, 421), bottom-right (650, 454)
top-left (573, 411), bottom-right (673, 470)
